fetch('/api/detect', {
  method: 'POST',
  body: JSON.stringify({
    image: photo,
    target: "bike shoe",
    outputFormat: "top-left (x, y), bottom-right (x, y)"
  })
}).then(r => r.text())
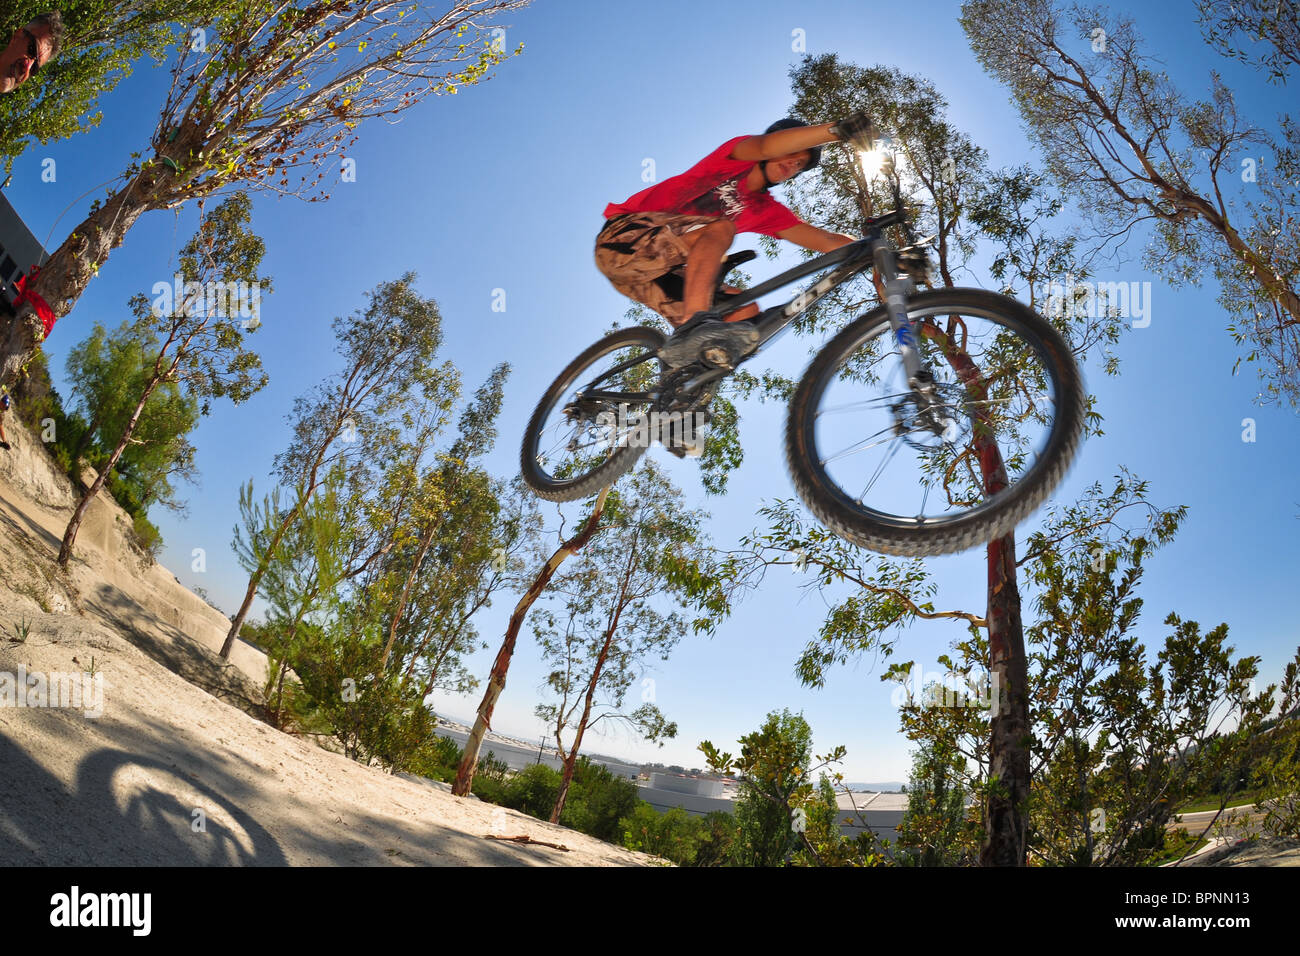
top-left (659, 313), bottom-right (760, 370)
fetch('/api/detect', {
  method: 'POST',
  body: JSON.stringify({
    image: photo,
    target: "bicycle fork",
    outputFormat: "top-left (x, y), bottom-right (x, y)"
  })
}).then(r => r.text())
top-left (872, 237), bottom-right (947, 435)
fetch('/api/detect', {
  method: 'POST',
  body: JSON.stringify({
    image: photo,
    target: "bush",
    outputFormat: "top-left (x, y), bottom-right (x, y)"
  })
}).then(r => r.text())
top-left (52, 444), bottom-right (73, 475)
top-left (407, 732), bottom-right (464, 783)
top-left (618, 804), bottom-right (736, 866)
top-left (9, 350), bottom-right (86, 479)
top-left (562, 758), bottom-right (640, 842)
top-left (469, 751), bottom-right (511, 805)
top-left (129, 513), bottom-right (164, 561)
top-left (290, 628), bottom-right (415, 767)
top-left (694, 811), bottom-right (737, 867)
top-left (621, 804), bottom-right (702, 865)
top-left (456, 755), bottom-right (641, 845)
top-left (504, 763), bottom-right (562, 818)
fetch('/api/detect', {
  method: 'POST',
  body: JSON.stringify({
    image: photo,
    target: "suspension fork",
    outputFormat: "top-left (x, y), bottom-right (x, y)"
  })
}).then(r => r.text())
top-left (871, 236), bottom-right (948, 437)
top-left (871, 236), bottom-right (929, 388)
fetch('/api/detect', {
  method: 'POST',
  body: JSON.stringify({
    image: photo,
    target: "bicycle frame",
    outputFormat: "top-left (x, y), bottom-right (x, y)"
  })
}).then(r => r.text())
top-left (577, 210), bottom-right (928, 405)
top-left (675, 209), bottom-right (930, 394)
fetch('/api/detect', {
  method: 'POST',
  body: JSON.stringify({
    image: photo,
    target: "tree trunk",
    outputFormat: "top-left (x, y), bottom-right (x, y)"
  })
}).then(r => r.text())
top-left (550, 623), bottom-right (618, 823)
top-left (220, 575), bottom-right (264, 660)
top-left (273, 657), bottom-right (289, 725)
top-left (924, 320), bottom-right (1032, 866)
top-left (981, 529), bottom-right (1029, 866)
top-left (56, 378), bottom-right (159, 566)
top-left (220, 497), bottom-right (306, 659)
top-left (452, 487), bottom-right (611, 797)
top-left (0, 133), bottom-right (201, 388)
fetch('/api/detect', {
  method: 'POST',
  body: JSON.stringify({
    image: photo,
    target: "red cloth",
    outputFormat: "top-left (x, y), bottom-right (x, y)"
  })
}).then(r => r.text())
top-left (604, 135), bottom-right (803, 238)
top-left (14, 268), bottom-right (56, 339)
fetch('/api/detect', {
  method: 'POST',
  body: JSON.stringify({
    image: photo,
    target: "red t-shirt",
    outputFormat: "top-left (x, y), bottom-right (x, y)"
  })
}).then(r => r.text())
top-left (603, 135), bottom-right (803, 238)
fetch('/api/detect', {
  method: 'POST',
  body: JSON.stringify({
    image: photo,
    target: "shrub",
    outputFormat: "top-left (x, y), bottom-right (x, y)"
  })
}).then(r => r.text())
top-left (504, 763), bottom-right (562, 818)
top-left (469, 750), bottom-right (511, 805)
top-left (693, 811), bottom-right (737, 867)
top-left (562, 758), bottom-right (639, 842)
top-left (620, 804), bottom-right (703, 865)
top-left (407, 733), bottom-right (464, 783)
top-left (130, 513), bottom-right (164, 561)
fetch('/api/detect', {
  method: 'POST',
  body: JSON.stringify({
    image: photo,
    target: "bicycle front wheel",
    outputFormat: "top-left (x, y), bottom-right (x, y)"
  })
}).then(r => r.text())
top-left (786, 288), bottom-right (1085, 556)
top-left (521, 326), bottom-right (665, 502)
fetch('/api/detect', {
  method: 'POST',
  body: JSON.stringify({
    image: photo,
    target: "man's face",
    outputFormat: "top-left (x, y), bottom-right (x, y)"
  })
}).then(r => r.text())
top-left (767, 150), bottom-right (812, 184)
top-left (0, 23), bottom-right (54, 94)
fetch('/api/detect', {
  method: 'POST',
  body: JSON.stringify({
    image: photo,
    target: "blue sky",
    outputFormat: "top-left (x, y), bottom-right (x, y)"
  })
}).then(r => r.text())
top-left (5, 0), bottom-right (1298, 780)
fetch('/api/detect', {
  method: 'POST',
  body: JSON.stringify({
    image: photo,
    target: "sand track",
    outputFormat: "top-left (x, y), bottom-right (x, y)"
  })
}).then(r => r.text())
top-left (0, 417), bottom-right (657, 867)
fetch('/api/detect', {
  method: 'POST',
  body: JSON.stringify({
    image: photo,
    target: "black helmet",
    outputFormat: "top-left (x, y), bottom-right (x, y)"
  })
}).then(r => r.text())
top-left (764, 117), bottom-right (821, 177)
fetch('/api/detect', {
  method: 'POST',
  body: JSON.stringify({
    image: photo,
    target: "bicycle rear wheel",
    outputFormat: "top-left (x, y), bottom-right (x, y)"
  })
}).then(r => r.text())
top-left (521, 326), bottom-right (665, 502)
top-left (786, 288), bottom-right (1084, 556)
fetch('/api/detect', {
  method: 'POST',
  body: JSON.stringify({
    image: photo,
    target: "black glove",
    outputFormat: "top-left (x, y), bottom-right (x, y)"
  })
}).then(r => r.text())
top-left (832, 111), bottom-right (876, 151)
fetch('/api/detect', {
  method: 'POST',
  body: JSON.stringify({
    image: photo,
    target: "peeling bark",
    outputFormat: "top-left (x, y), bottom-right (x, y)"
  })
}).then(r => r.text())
top-left (451, 488), bottom-right (610, 797)
top-left (2, 130), bottom-right (203, 388)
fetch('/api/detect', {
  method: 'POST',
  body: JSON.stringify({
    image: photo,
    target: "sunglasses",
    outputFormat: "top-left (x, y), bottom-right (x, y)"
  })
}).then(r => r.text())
top-left (21, 28), bottom-right (41, 77)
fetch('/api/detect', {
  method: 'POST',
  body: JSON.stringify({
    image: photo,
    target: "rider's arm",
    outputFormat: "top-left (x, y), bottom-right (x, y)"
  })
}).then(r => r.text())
top-left (729, 123), bottom-right (839, 162)
top-left (777, 223), bottom-right (858, 253)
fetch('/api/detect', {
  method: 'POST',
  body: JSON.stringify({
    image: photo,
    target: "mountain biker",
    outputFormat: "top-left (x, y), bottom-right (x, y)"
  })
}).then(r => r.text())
top-left (595, 113), bottom-right (878, 375)
top-left (1, 11), bottom-right (63, 95)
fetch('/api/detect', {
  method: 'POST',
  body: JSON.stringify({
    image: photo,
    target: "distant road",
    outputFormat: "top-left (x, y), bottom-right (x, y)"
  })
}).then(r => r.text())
top-left (1170, 806), bottom-right (1269, 836)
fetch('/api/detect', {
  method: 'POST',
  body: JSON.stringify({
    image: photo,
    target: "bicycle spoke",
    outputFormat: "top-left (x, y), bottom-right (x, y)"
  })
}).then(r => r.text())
top-left (526, 336), bottom-right (665, 490)
top-left (581, 351), bottom-right (656, 391)
top-left (801, 294), bottom-right (1073, 539)
top-left (819, 423), bottom-right (899, 465)
top-left (815, 392), bottom-right (914, 416)
top-left (859, 436), bottom-right (903, 502)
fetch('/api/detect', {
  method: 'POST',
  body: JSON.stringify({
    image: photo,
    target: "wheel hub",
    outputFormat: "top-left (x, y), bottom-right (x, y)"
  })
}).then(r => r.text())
top-left (891, 382), bottom-right (972, 452)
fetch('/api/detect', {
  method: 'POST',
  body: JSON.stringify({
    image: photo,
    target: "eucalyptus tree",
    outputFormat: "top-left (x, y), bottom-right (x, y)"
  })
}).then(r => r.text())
top-left (1, 0), bottom-right (529, 388)
top-left (962, 0), bottom-right (1300, 404)
top-left (58, 191), bottom-right (267, 566)
top-left (532, 461), bottom-right (723, 823)
top-left (723, 53), bottom-right (1121, 864)
top-left (220, 273), bottom-right (457, 659)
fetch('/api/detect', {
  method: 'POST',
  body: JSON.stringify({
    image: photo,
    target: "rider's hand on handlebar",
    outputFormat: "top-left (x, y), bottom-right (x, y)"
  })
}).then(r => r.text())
top-left (832, 111), bottom-right (877, 152)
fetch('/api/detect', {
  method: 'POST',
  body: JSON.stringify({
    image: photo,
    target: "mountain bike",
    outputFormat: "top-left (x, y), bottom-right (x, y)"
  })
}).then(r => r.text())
top-left (520, 206), bottom-right (1085, 557)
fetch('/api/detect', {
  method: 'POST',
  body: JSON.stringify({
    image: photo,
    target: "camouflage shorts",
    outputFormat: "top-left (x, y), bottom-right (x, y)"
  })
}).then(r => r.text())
top-left (594, 212), bottom-right (730, 324)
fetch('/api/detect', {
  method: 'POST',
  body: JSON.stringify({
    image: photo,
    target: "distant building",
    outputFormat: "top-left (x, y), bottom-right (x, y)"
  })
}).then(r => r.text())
top-left (649, 773), bottom-right (724, 798)
top-left (0, 192), bottom-right (45, 319)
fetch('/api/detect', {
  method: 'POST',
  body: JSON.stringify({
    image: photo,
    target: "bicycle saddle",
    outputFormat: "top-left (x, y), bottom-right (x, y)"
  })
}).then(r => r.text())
top-left (653, 250), bottom-right (759, 305)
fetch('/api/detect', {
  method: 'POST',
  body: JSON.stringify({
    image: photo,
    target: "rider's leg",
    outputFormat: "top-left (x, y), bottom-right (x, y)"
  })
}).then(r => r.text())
top-left (718, 285), bottom-right (761, 322)
top-left (678, 221), bottom-right (760, 323)
top-left (678, 219), bottom-right (736, 327)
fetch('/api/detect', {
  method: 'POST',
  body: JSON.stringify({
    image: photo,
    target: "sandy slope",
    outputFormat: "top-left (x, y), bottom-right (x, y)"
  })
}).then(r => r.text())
top-left (0, 417), bottom-right (658, 867)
